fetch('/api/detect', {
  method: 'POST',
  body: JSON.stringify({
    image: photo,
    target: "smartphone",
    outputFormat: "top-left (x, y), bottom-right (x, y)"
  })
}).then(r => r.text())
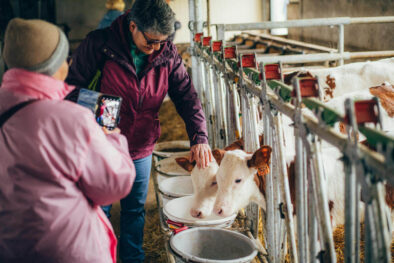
top-left (95, 95), bottom-right (122, 130)
top-left (77, 88), bottom-right (123, 130)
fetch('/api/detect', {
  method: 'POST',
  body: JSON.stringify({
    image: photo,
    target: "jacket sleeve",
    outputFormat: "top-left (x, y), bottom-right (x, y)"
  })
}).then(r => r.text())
top-left (65, 30), bottom-right (106, 101)
top-left (168, 47), bottom-right (208, 146)
top-left (77, 121), bottom-right (135, 206)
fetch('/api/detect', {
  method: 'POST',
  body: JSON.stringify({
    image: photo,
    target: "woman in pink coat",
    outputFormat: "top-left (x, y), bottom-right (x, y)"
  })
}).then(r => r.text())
top-left (0, 18), bottom-right (136, 263)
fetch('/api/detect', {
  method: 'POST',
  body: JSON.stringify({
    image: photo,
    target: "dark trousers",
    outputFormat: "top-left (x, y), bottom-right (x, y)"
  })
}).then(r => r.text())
top-left (102, 154), bottom-right (152, 263)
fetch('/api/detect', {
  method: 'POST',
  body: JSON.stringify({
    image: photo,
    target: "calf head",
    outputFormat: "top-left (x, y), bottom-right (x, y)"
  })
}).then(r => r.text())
top-left (175, 157), bottom-right (219, 219)
top-left (213, 146), bottom-right (272, 217)
top-left (369, 83), bottom-right (394, 117)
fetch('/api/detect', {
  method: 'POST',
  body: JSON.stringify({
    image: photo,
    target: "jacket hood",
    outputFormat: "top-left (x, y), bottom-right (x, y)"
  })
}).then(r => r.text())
top-left (1, 68), bottom-right (75, 101)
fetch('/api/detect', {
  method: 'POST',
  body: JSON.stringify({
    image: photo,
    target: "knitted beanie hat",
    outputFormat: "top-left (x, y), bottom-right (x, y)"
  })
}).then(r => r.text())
top-left (3, 18), bottom-right (69, 76)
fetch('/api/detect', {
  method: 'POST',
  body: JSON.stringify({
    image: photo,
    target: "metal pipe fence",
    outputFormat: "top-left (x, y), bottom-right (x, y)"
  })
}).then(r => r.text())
top-left (189, 24), bottom-right (393, 262)
top-left (214, 16), bottom-right (394, 66)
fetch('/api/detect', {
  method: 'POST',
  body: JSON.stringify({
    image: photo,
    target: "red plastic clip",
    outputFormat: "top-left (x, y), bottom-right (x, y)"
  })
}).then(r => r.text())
top-left (202, 36), bottom-right (212, 47)
top-left (291, 77), bottom-right (319, 98)
top-left (263, 64), bottom-right (281, 80)
top-left (173, 225), bottom-right (189, 235)
top-left (166, 219), bottom-right (184, 228)
top-left (212, 41), bottom-right (223, 52)
top-left (194, 32), bottom-right (203, 43)
top-left (239, 54), bottom-right (256, 69)
top-left (344, 99), bottom-right (379, 125)
top-left (224, 46), bottom-right (236, 59)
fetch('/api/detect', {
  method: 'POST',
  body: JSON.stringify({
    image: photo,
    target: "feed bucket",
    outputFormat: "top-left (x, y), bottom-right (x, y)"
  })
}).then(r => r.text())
top-left (158, 176), bottom-right (193, 206)
top-left (153, 140), bottom-right (190, 160)
top-left (170, 227), bottom-right (258, 263)
top-left (163, 196), bottom-right (236, 228)
top-left (155, 156), bottom-right (191, 177)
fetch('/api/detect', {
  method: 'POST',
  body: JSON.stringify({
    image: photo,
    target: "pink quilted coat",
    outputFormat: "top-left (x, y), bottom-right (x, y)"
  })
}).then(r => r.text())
top-left (0, 69), bottom-right (136, 263)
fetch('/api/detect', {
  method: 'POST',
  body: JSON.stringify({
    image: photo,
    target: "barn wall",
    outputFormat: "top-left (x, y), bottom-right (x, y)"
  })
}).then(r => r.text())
top-left (56, 0), bottom-right (263, 45)
top-left (56, 0), bottom-right (134, 42)
top-left (169, 0), bottom-right (264, 43)
top-left (286, 0), bottom-right (394, 51)
top-left (55, 0), bottom-right (394, 50)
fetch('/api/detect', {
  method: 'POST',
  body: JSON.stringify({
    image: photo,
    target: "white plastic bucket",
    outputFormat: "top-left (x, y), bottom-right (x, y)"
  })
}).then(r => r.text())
top-left (163, 196), bottom-right (236, 227)
top-left (170, 227), bottom-right (258, 263)
top-left (158, 176), bottom-right (193, 206)
top-left (153, 140), bottom-right (190, 159)
top-left (155, 156), bottom-right (191, 177)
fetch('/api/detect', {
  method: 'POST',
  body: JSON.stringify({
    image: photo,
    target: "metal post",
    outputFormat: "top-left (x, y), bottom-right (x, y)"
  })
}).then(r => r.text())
top-left (275, 113), bottom-right (298, 263)
top-left (216, 24), bottom-right (225, 42)
top-left (308, 171), bottom-right (318, 263)
top-left (293, 78), bottom-right (308, 263)
top-left (211, 64), bottom-right (225, 148)
top-left (338, 24), bottom-right (345, 66)
top-left (242, 93), bottom-right (261, 239)
top-left (194, 0), bottom-right (203, 33)
top-left (311, 141), bottom-right (337, 262)
top-left (221, 77), bottom-right (229, 146)
top-left (344, 98), bottom-right (360, 263)
top-left (188, 0), bottom-right (199, 96)
top-left (203, 61), bottom-right (215, 147)
top-left (261, 90), bottom-right (276, 262)
top-left (226, 81), bottom-right (237, 143)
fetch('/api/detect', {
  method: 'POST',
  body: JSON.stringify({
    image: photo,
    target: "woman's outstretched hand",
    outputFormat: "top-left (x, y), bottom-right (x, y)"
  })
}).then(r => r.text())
top-left (190, 143), bottom-right (212, 169)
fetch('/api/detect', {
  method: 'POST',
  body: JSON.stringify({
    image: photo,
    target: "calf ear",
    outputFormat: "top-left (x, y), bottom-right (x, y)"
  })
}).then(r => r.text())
top-left (212, 149), bottom-right (225, 165)
top-left (175, 157), bottom-right (195, 172)
top-left (247, 146), bottom-right (272, 169)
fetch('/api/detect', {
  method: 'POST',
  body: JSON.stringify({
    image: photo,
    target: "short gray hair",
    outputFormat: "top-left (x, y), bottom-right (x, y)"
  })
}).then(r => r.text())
top-left (127, 0), bottom-right (175, 36)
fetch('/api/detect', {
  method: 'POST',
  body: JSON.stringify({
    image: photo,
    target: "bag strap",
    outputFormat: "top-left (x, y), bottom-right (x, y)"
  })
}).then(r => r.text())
top-left (0, 100), bottom-right (38, 128)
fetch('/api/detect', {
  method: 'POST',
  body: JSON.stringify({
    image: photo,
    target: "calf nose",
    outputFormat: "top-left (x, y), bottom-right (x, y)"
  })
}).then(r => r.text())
top-left (214, 207), bottom-right (223, 216)
top-left (190, 208), bottom-right (203, 218)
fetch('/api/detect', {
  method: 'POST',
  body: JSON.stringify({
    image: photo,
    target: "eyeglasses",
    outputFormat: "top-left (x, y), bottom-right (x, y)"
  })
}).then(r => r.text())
top-left (140, 30), bottom-right (168, 46)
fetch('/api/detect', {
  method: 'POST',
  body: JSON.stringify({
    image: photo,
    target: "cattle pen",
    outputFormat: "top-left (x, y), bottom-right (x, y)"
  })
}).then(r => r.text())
top-left (150, 2), bottom-right (394, 263)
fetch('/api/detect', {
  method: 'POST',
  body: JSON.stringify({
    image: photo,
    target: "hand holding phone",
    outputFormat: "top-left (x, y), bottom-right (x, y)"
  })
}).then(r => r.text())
top-left (95, 95), bottom-right (122, 130)
top-left (102, 127), bottom-right (121, 135)
top-left (77, 89), bottom-right (123, 130)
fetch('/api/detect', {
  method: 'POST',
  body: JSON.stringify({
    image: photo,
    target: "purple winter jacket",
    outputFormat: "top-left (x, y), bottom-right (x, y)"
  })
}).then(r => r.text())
top-left (66, 13), bottom-right (208, 159)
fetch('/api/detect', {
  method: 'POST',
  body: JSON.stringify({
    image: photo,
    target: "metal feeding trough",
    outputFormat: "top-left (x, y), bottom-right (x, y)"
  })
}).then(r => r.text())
top-left (170, 227), bottom-right (258, 263)
top-left (153, 140), bottom-right (190, 159)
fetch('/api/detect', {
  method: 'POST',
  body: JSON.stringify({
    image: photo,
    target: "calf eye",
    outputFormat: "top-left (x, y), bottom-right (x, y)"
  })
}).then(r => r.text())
top-left (211, 181), bottom-right (217, 186)
top-left (235, 179), bottom-right (242, 183)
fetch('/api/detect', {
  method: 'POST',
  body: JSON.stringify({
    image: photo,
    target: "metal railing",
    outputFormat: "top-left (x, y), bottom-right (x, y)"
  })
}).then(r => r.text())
top-left (189, 27), bottom-right (393, 262)
top-left (213, 16), bottom-right (394, 66)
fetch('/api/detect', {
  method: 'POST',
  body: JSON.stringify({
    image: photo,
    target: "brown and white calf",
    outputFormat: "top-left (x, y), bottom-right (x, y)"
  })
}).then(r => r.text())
top-left (284, 58), bottom-right (394, 101)
top-left (212, 145), bottom-right (394, 231)
top-left (175, 158), bottom-right (219, 219)
top-left (175, 136), bottom-right (264, 219)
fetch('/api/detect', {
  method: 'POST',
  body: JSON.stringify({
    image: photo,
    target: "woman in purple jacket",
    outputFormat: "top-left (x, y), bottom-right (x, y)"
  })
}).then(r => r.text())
top-left (66, 0), bottom-right (212, 262)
